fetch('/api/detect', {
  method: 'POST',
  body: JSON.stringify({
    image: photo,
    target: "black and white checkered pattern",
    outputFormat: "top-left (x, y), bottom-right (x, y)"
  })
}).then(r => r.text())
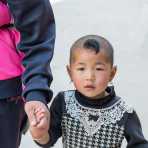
top-left (62, 115), bottom-right (125, 148)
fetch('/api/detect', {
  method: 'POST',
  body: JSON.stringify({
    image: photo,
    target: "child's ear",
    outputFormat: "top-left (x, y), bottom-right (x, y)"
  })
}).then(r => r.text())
top-left (66, 65), bottom-right (72, 81)
top-left (110, 65), bottom-right (117, 81)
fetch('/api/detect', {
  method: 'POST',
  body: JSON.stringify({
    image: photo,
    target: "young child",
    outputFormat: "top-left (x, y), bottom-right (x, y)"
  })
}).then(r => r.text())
top-left (31, 35), bottom-right (148, 147)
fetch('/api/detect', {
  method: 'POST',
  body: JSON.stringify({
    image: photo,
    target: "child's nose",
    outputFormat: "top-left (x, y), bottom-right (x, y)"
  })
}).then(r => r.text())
top-left (85, 71), bottom-right (95, 81)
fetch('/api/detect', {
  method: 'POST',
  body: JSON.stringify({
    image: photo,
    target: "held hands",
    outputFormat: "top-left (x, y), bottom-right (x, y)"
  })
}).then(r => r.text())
top-left (25, 101), bottom-right (50, 144)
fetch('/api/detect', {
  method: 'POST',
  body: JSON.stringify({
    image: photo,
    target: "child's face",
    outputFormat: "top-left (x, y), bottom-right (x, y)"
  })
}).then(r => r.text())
top-left (67, 48), bottom-right (116, 99)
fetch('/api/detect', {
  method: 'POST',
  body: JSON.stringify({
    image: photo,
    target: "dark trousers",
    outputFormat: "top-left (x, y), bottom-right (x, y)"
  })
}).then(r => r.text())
top-left (0, 98), bottom-right (26, 148)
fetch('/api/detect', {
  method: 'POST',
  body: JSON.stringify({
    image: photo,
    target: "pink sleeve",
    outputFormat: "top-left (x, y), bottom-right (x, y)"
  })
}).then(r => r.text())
top-left (0, 2), bottom-right (11, 27)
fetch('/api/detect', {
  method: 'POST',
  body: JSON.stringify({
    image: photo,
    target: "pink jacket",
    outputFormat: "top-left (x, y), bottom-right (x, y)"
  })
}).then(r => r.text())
top-left (0, 2), bottom-right (24, 80)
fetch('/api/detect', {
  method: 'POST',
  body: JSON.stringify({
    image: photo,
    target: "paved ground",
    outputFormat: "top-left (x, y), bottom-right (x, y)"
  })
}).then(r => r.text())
top-left (20, 0), bottom-right (148, 147)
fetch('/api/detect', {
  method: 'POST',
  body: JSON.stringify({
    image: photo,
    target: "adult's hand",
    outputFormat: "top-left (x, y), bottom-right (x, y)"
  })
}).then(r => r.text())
top-left (25, 101), bottom-right (49, 130)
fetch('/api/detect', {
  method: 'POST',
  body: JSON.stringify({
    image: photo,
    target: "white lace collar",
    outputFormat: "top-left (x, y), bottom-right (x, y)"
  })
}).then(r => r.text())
top-left (64, 90), bottom-right (133, 136)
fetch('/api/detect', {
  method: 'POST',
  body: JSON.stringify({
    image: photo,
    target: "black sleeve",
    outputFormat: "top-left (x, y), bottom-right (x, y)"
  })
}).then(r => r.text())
top-left (7, 0), bottom-right (56, 104)
top-left (48, 92), bottom-right (64, 146)
top-left (125, 111), bottom-right (148, 148)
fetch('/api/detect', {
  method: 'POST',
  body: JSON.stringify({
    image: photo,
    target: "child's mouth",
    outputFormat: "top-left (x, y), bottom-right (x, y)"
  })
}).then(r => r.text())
top-left (84, 85), bottom-right (95, 89)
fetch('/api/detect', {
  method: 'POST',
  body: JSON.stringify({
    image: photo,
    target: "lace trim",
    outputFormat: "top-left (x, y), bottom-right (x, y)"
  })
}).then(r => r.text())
top-left (64, 90), bottom-right (133, 136)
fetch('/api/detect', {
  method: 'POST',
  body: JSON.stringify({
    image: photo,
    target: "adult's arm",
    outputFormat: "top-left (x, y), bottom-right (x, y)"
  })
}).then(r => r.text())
top-left (7, 0), bottom-right (56, 104)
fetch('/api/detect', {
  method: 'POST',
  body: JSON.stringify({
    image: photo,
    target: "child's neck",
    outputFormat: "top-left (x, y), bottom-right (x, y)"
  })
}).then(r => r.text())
top-left (90, 91), bottom-right (109, 100)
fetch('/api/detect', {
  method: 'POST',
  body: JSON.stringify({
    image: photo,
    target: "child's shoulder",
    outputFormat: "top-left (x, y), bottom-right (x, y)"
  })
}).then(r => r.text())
top-left (56, 90), bottom-right (75, 97)
top-left (53, 90), bottom-right (75, 101)
top-left (114, 97), bottom-right (134, 113)
top-left (51, 90), bottom-right (75, 109)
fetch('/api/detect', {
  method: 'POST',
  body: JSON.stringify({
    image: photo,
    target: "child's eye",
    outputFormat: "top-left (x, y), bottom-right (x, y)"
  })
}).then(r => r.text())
top-left (77, 67), bottom-right (85, 71)
top-left (96, 68), bottom-right (104, 71)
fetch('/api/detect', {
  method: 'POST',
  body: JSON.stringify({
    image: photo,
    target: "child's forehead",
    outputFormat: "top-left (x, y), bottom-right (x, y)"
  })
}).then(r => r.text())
top-left (73, 47), bottom-right (106, 56)
top-left (70, 35), bottom-right (114, 65)
top-left (72, 47), bottom-right (109, 62)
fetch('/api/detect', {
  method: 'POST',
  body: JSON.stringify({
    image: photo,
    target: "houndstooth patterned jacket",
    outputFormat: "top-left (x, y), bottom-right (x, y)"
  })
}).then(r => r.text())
top-left (38, 88), bottom-right (148, 148)
top-left (62, 90), bottom-right (132, 148)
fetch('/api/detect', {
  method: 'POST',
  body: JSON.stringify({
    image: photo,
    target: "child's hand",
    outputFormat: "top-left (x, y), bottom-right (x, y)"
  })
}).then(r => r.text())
top-left (30, 126), bottom-right (49, 145)
top-left (29, 107), bottom-right (50, 144)
top-left (25, 101), bottom-right (49, 128)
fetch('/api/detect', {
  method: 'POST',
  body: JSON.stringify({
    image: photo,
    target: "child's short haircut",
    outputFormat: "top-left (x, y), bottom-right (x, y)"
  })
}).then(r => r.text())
top-left (70, 35), bottom-right (114, 65)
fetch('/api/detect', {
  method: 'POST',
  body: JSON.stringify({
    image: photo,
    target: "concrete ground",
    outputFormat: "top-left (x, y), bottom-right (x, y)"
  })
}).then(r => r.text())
top-left (20, 0), bottom-right (148, 147)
